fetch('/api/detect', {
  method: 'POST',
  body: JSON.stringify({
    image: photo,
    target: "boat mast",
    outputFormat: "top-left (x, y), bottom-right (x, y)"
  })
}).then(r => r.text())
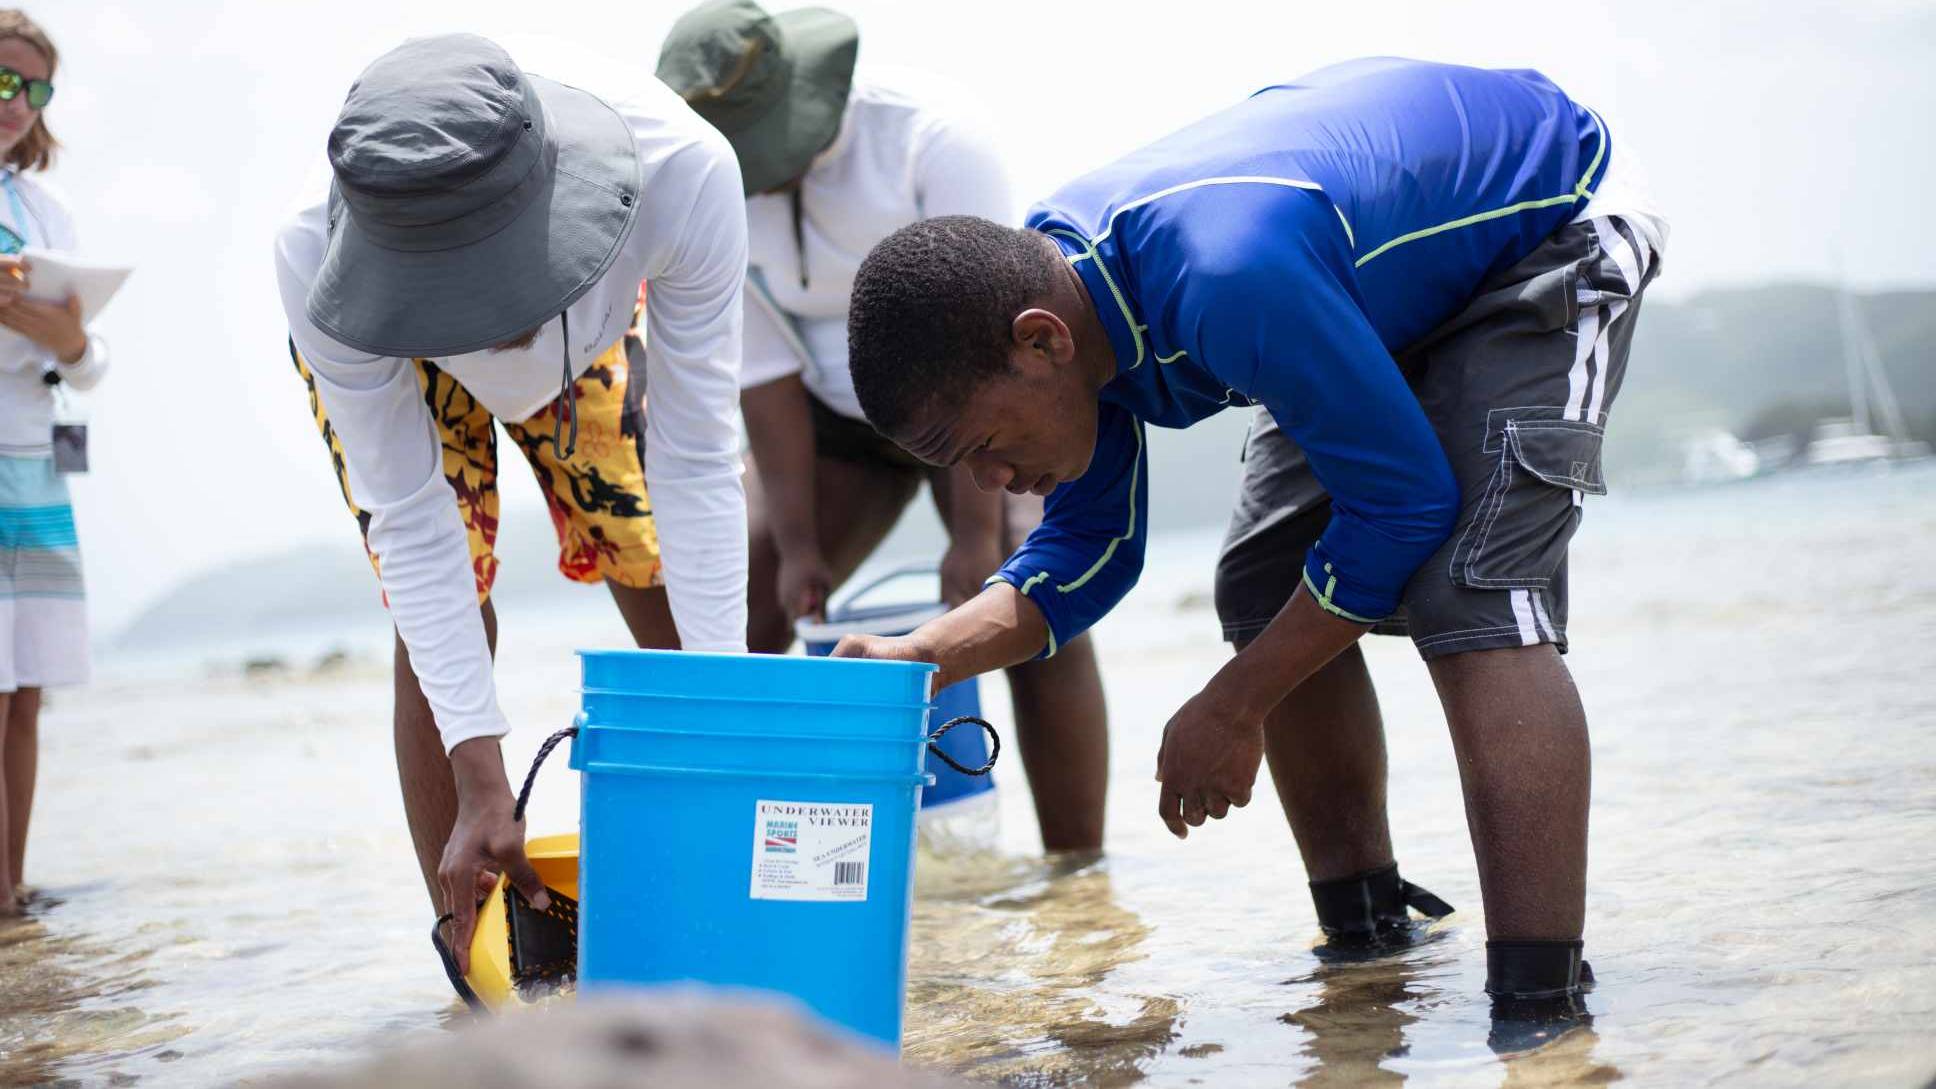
top-left (1838, 287), bottom-right (1912, 445)
top-left (1835, 287), bottom-right (1874, 436)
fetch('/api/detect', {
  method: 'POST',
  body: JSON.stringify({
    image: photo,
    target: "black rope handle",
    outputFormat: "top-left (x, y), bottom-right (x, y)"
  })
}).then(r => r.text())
top-left (431, 913), bottom-right (487, 1012)
top-left (927, 715), bottom-right (1000, 776)
top-left (514, 725), bottom-right (580, 824)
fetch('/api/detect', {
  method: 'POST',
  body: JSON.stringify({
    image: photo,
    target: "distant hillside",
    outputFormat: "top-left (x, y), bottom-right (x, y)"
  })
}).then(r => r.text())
top-left (1607, 284), bottom-right (1936, 481)
top-left (115, 543), bottom-right (382, 652)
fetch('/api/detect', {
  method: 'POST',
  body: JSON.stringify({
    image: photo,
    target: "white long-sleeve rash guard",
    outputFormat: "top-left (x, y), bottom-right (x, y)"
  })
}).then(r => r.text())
top-left (274, 71), bottom-right (749, 753)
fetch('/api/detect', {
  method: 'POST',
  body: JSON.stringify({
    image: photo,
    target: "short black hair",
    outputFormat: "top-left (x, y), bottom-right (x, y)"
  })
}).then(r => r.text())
top-left (847, 215), bottom-right (1057, 436)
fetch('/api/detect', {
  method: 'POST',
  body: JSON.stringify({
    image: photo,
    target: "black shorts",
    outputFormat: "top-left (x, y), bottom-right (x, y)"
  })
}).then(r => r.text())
top-left (1215, 216), bottom-right (1660, 657)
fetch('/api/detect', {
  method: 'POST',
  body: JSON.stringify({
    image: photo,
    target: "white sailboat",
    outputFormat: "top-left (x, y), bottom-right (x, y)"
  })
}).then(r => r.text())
top-left (1803, 287), bottom-right (1931, 466)
top-left (1681, 429), bottom-right (1760, 484)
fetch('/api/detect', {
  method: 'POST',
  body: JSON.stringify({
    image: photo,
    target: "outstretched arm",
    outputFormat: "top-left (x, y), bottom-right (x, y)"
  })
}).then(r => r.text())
top-left (836, 401), bottom-right (1148, 679)
top-left (832, 579), bottom-right (1048, 691)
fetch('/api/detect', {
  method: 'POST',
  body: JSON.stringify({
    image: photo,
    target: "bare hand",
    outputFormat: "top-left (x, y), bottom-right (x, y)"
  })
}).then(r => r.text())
top-left (439, 738), bottom-right (550, 976)
top-left (0, 294), bottom-right (87, 364)
top-left (831, 631), bottom-right (931, 665)
top-left (938, 538), bottom-right (1006, 607)
top-left (1154, 683), bottom-right (1265, 839)
top-left (776, 546), bottom-right (833, 622)
top-left (831, 630), bottom-right (949, 692)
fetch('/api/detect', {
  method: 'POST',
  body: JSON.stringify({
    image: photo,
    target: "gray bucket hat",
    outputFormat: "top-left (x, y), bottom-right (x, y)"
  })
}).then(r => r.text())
top-left (657, 0), bottom-right (858, 195)
top-left (305, 34), bottom-right (642, 359)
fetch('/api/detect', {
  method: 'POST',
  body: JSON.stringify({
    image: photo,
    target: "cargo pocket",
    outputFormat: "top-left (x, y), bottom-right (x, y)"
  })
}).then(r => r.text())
top-left (1451, 415), bottom-right (1607, 590)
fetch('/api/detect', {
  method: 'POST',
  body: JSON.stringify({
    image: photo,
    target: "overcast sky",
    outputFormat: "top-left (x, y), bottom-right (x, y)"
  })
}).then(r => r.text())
top-left (30, 0), bottom-right (1936, 633)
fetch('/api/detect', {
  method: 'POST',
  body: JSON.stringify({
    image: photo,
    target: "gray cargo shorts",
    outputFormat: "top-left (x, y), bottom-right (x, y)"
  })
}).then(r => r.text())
top-left (1215, 216), bottom-right (1660, 657)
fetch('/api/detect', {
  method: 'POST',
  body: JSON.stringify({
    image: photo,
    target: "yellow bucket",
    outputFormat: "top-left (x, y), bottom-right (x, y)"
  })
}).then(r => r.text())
top-left (433, 833), bottom-right (580, 1010)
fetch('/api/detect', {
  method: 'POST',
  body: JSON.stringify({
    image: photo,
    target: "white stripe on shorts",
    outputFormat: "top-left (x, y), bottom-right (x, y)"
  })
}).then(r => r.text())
top-left (1565, 305), bottom-right (1601, 422)
top-left (1511, 589), bottom-right (1540, 646)
top-left (1530, 591), bottom-right (1557, 641)
top-left (1587, 298), bottom-right (1627, 425)
top-left (1591, 217), bottom-right (1642, 295)
top-left (1567, 217), bottom-right (1649, 424)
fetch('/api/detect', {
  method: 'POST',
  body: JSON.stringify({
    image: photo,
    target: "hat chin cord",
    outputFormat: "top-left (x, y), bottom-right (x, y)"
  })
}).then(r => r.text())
top-left (553, 309), bottom-right (578, 461)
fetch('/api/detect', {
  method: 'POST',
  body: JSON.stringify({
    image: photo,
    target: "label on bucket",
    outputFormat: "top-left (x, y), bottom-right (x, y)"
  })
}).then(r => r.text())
top-left (750, 800), bottom-right (873, 902)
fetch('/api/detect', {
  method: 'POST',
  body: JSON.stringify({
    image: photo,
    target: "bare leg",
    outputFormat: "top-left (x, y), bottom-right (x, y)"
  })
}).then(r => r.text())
top-left (1428, 645), bottom-right (1589, 940)
top-left (607, 583), bottom-right (680, 650)
top-left (0, 691), bottom-right (16, 914)
top-left (745, 453), bottom-right (920, 654)
top-left (1002, 634), bottom-right (1109, 852)
top-left (4, 688), bottom-right (39, 891)
top-left (395, 602), bottom-right (498, 911)
top-left (939, 485), bottom-right (1112, 853)
top-left (1255, 641), bottom-right (1394, 881)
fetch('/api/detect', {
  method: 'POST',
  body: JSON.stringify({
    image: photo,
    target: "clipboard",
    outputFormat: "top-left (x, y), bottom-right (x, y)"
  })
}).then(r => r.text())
top-left (13, 246), bottom-right (131, 323)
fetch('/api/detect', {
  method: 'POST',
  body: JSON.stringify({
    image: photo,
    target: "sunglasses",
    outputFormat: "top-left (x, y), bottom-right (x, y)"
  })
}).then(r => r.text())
top-left (0, 67), bottom-right (52, 111)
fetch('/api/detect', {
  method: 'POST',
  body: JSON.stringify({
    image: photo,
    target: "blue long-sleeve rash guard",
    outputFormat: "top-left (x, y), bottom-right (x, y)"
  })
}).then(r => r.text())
top-left (990, 58), bottom-right (1611, 654)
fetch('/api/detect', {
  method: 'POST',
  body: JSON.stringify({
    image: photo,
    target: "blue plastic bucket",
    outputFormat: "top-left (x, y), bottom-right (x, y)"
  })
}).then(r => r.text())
top-left (796, 567), bottom-right (994, 809)
top-left (570, 649), bottom-right (938, 1048)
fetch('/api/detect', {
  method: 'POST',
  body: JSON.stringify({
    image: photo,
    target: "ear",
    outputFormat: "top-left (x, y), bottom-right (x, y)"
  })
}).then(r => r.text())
top-left (1010, 307), bottom-right (1075, 374)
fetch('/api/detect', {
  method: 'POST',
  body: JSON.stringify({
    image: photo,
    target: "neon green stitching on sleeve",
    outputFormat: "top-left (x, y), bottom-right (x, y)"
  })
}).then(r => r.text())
top-left (1334, 205), bottom-right (1356, 249)
top-left (989, 572), bottom-right (1060, 657)
top-left (1353, 108), bottom-right (1608, 269)
top-left (1017, 570), bottom-right (1052, 595)
top-left (1301, 565), bottom-right (1382, 625)
top-left (1057, 419), bottom-right (1144, 594)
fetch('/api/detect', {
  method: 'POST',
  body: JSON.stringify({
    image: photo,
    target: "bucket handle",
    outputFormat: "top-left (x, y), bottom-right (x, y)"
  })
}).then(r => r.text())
top-left (828, 563), bottom-right (940, 621)
top-left (927, 716), bottom-right (1001, 776)
top-left (514, 723), bottom-right (581, 823)
top-left (431, 918), bottom-right (488, 1012)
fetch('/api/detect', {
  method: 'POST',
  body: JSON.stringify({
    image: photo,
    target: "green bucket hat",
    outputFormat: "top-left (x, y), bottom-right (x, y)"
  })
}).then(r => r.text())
top-left (657, 0), bottom-right (859, 195)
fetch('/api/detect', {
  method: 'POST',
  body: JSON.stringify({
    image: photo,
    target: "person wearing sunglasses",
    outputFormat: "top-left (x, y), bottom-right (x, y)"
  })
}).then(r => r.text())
top-left (274, 34), bottom-right (749, 971)
top-left (0, 10), bottom-right (103, 919)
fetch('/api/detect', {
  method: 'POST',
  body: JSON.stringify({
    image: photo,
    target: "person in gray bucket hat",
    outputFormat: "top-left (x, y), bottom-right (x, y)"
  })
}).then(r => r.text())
top-left (273, 33), bottom-right (750, 974)
top-left (658, 2), bottom-right (1113, 853)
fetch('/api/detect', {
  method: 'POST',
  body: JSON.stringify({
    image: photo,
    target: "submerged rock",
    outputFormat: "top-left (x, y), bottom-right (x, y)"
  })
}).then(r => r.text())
top-left (255, 990), bottom-right (968, 1089)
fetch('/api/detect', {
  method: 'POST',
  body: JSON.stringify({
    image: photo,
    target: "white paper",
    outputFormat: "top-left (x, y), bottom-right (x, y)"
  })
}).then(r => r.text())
top-left (16, 247), bottom-right (131, 323)
top-left (749, 799), bottom-right (873, 902)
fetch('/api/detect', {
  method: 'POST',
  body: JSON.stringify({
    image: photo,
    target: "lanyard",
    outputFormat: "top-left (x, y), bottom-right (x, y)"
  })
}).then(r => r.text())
top-left (0, 173), bottom-right (27, 247)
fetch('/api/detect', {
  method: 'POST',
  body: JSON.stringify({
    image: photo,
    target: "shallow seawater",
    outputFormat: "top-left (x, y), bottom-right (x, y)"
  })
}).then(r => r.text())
top-left (3, 463), bottom-right (1933, 1087)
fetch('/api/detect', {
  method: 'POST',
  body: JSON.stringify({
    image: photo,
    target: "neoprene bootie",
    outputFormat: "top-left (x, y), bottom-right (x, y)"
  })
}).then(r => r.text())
top-left (1309, 862), bottom-right (1454, 957)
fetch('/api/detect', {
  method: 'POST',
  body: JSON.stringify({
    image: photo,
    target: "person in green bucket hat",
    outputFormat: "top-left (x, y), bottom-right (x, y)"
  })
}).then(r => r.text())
top-left (659, 1), bottom-right (1112, 853)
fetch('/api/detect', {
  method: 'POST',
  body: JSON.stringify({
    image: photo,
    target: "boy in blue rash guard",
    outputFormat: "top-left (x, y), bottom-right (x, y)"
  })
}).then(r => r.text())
top-left (834, 58), bottom-right (1667, 1012)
